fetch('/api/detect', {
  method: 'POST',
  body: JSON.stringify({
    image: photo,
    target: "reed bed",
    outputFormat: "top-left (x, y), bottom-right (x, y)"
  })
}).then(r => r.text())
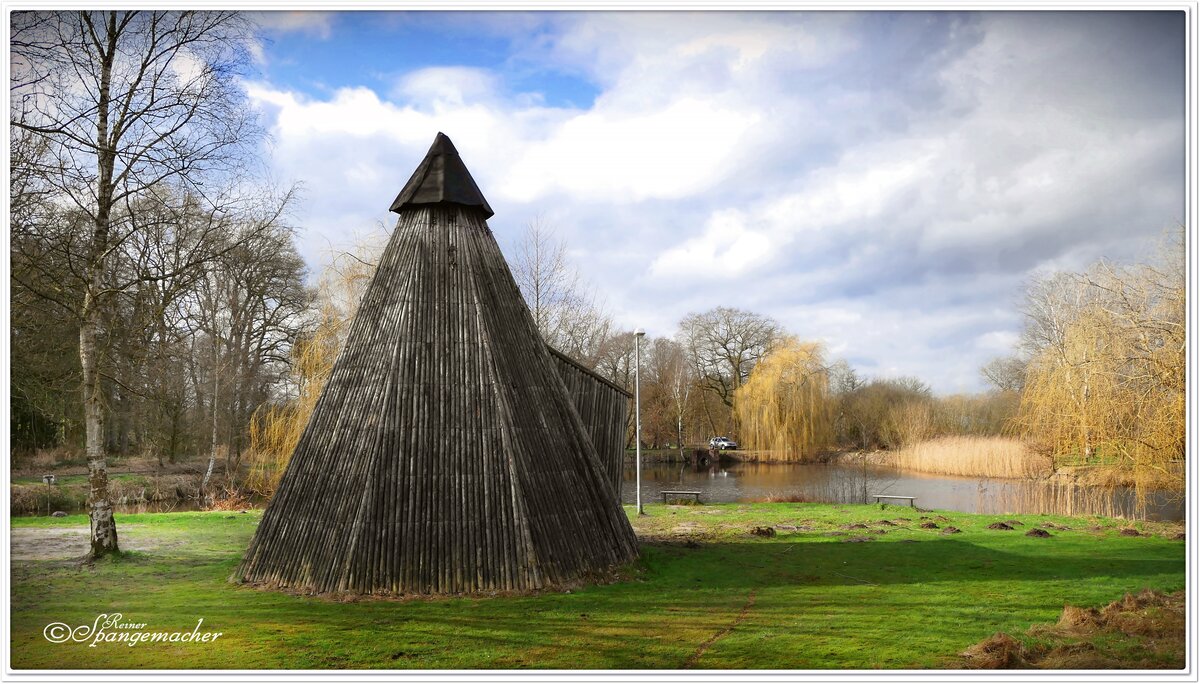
top-left (882, 436), bottom-right (1053, 479)
top-left (980, 480), bottom-right (1131, 519)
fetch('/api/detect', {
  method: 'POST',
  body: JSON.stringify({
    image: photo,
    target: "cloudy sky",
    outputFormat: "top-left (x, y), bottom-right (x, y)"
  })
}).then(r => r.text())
top-left (244, 10), bottom-right (1185, 394)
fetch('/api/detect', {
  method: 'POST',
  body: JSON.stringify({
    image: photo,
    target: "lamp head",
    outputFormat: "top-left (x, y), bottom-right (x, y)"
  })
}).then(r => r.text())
top-left (634, 328), bottom-right (646, 337)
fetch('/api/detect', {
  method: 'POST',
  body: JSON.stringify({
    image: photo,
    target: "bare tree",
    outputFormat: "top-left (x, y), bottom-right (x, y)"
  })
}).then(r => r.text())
top-left (1016, 231), bottom-right (1185, 497)
top-left (836, 377), bottom-right (932, 451)
top-left (1018, 271), bottom-right (1096, 361)
top-left (11, 10), bottom-right (266, 558)
top-left (677, 306), bottom-right (782, 408)
top-left (191, 220), bottom-right (311, 498)
top-left (511, 218), bottom-right (612, 364)
top-left (980, 355), bottom-right (1027, 394)
top-left (642, 337), bottom-right (693, 456)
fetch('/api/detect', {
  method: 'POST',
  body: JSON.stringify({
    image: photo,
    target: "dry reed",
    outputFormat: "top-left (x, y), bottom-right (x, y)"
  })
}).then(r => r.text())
top-left (882, 436), bottom-right (1053, 479)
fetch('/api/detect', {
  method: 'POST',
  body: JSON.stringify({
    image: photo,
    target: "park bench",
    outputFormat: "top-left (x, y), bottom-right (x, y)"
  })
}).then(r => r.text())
top-left (661, 490), bottom-right (703, 504)
top-left (872, 494), bottom-right (916, 507)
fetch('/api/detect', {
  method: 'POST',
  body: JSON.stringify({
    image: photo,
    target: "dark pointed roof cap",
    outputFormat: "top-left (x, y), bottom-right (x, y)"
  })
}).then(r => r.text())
top-left (389, 132), bottom-right (494, 218)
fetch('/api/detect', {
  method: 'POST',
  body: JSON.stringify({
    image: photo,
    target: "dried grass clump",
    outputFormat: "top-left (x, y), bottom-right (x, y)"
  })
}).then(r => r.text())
top-left (28, 450), bottom-right (59, 469)
top-left (12, 447), bottom-right (86, 473)
top-left (10, 485), bottom-right (86, 515)
top-left (960, 633), bottom-right (1033, 669)
top-left (1056, 605), bottom-right (1104, 632)
top-left (881, 436), bottom-right (1052, 479)
top-left (1036, 642), bottom-right (1119, 669)
top-left (965, 588), bottom-right (1185, 669)
top-left (205, 491), bottom-right (255, 512)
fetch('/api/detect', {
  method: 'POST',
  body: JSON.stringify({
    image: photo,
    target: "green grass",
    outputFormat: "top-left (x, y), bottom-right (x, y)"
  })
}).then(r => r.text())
top-left (9, 504), bottom-right (1185, 670)
top-left (12, 473), bottom-right (159, 486)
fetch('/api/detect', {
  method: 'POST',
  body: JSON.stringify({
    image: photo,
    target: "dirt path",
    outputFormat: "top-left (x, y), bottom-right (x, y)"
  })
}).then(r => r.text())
top-left (682, 589), bottom-right (758, 668)
top-left (9, 525), bottom-right (167, 561)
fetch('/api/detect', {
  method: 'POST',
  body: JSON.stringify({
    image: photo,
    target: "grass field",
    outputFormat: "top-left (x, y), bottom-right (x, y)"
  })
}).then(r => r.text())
top-left (8, 503), bottom-right (1186, 670)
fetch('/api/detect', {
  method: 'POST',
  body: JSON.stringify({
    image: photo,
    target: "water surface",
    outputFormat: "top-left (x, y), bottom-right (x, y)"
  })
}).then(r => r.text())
top-left (621, 461), bottom-right (1183, 521)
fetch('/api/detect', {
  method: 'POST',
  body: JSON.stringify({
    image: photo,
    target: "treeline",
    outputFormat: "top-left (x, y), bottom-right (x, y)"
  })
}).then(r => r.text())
top-left (11, 185), bottom-right (311, 480)
top-left (244, 223), bottom-right (1186, 505)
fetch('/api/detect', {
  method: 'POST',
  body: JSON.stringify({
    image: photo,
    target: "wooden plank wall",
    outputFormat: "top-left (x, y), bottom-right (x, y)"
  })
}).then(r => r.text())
top-left (548, 348), bottom-right (629, 504)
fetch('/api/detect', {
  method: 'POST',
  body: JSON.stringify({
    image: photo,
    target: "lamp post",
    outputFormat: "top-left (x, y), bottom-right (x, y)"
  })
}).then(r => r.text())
top-left (42, 474), bottom-right (56, 517)
top-left (634, 328), bottom-right (646, 515)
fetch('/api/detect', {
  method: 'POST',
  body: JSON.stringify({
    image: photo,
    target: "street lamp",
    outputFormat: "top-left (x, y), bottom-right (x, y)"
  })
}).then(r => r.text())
top-left (634, 328), bottom-right (646, 515)
top-left (42, 474), bottom-right (57, 517)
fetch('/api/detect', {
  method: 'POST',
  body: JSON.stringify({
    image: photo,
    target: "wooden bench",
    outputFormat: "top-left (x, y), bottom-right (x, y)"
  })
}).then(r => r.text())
top-left (873, 494), bottom-right (916, 507)
top-left (661, 490), bottom-right (703, 504)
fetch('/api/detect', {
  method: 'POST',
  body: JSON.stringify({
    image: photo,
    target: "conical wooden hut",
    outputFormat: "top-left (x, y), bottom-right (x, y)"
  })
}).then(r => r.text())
top-left (238, 133), bottom-right (639, 595)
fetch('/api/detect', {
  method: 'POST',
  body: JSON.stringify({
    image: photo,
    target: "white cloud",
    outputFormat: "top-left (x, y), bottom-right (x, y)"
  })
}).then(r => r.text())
top-left (975, 330), bottom-right (1020, 354)
top-left (500, 98), bottom-right (759, 202)
top-left (169, 48), bottom-right (205, 84)
top-left (649, 143), bottom-right (937, 279)
top-left (393, 67), bottom-right (500, 108)
top-left (252, 11), bottom-right (336, 39)
top-left (649, 209), bottom-right (771, 278)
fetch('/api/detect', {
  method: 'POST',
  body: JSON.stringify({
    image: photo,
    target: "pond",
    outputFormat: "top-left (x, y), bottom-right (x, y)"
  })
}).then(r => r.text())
top-left (621, 461), bottom-right (1184, 522)
top-left (18, 461), bottom-right (1181, 522)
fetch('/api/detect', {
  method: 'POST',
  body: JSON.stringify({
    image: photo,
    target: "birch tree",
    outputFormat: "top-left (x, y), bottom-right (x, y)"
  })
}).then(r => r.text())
top-left (11, 10), bottom-right (264, 558)
top-left (643, 337), bottom-right (693, 456)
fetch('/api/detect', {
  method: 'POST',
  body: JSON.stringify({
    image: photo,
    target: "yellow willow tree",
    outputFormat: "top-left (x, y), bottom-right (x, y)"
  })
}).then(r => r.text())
top-left (1015, 235), bottom-right (1185, 500)
top-left (245, 235), bottom-right (383, 495)
top-left (244, 304), bottom-right (343, 495)
top-left (734, 337), bottom-right (833, 461)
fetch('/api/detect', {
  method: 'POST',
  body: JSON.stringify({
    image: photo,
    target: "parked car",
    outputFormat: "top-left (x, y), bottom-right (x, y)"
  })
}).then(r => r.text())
top-left (709, 436), bottom-right (738, 450)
